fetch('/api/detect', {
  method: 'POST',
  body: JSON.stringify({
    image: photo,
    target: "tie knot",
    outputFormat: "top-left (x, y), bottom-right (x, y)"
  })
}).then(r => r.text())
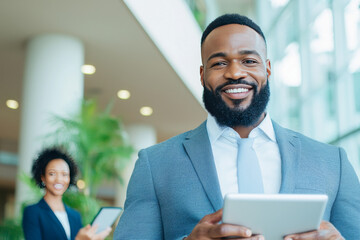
top-left (237, 138), bottom-right (254, 148)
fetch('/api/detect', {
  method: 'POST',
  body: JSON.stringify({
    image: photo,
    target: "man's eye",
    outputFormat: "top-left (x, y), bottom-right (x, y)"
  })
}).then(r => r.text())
top-left (211, 62), bottom-right (226, 67)
top-left (49, 172), bottom-right (55, 176)
top-left (243, 59), bottom-right (257, 64)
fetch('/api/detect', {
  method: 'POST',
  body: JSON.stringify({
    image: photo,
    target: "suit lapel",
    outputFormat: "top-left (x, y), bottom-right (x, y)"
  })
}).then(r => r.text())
top-left (40, 198), bottom-right (69, 240)
top-left (183, 122), bottom-right (223, 211)
top-left (273, 121), bottom-right (299, 193)
top-left (182, 120), bottom-right (299, 208)
top-left (65, 205), bottom-right (76, 240)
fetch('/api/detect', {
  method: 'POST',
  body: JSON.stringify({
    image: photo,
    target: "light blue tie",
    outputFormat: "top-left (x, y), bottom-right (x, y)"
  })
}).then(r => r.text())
top-left (237, 138), bottom-right (264, 193)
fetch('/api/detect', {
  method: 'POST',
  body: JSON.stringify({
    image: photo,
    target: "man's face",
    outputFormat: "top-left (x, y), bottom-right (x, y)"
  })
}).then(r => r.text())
top-left (200, 24), bottom-right (271, 127)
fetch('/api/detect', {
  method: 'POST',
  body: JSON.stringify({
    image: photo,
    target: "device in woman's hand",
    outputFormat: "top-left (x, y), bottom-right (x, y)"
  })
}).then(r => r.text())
top-left (91, 207), bottom-right (123, 233)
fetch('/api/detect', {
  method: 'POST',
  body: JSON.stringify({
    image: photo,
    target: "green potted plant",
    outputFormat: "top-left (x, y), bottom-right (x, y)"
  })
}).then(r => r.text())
top-left (49, 99), bottom-right (133, 221)
top-left (50, 99), bottom-right (133, 198)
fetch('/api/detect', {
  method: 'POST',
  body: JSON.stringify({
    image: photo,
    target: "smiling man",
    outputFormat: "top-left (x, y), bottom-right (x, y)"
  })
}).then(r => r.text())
top-left (114, 14), bottom-right (360, 240)
top-left (201, 22), bottom-right (270, 135)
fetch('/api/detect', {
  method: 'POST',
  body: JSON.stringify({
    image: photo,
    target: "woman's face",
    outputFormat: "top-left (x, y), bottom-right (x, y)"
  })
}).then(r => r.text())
top-left (41, 159), bottom-right (70, 197)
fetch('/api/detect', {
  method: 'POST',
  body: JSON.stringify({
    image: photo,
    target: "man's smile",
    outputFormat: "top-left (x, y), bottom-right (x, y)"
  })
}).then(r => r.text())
top-left (221, 84), bottom-right (253, 100)
top-left (224, 88), bottom-right (249, 93)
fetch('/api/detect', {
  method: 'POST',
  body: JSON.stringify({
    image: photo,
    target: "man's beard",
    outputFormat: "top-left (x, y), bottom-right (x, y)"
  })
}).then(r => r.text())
top-left (203, 79), bottom-right (270, 128)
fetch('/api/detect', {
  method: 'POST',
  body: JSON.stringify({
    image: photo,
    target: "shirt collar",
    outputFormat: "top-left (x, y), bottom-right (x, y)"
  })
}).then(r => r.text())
top-left (207, 114), bottom-right (227, 144)
top-left (249, 113), bottom-right (277, 142)
top-left (206, 113), bottom-right (277, 143)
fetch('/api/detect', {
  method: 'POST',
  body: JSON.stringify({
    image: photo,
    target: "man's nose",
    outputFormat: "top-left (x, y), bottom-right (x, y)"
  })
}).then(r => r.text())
top-left (224, 62), bottom-right (247, 80)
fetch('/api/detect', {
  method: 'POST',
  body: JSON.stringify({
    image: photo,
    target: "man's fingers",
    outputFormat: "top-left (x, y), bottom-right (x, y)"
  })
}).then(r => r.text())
top-left (284, 221), bottom-right (343, 240)
top-left (233, 236), bottom-right (264, 240)
top-left (211, 236), bottom-right (264, 240)
top-left (285, 230), bottom-right (321, 240)
top-left (319, 221), bottom-right (337, 231)
top-left (284, 229), bottom-right (339, 240)
top-left (187, 209), bottom-right (264, 240)
top-left (198, 210), bottom-right (257, 239)
top-left (208, 223), bottom-right (253, 238)
top-left (200, 208), bottom-right (223, 224)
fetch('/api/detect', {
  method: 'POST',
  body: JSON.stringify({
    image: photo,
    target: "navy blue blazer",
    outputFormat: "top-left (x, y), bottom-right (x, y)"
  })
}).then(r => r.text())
top-left (115, 121), bottom-right (360, 240)
top-left (22, 198), bottom-right (82, 240)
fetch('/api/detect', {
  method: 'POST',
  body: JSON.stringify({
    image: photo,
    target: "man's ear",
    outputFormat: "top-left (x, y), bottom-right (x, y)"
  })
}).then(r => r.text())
top-left (266, 59), bottom-right (271, 79)
top-left (200, 65), bottom-right (204, 86)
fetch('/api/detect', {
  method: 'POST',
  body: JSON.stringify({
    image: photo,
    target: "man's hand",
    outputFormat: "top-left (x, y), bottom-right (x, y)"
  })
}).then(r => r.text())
top-left (284, 221), bottom-right (344, 240)
top-left (185, 209), bottom-right (264, 240)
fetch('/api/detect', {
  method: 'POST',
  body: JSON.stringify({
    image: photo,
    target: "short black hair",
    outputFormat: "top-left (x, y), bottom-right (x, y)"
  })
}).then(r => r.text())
top-left (201, 13), bottom-right (266, 46)
top-left (31, 147), bottom-right (78, 189)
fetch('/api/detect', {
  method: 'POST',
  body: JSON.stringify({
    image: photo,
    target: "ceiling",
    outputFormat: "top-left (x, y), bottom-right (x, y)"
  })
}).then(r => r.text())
top-left (0, 0), bottom-right (209, 152)
top-left (0, 0), bottom-right (256, 153)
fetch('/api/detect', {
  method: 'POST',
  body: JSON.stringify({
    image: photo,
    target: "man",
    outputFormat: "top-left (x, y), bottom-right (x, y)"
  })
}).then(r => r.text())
top-left (114, 14), bottom-right (360, 240)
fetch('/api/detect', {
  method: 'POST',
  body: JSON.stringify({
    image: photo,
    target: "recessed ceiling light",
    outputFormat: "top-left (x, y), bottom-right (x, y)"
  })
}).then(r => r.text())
top-left (81, 64), bottom-right (96, 75)
top-left (6, 100), bottom-right (19, 109)
top-left (117, 90), bottom-right (131, 100)
top-left (140, 106), bottom-right (153, 116)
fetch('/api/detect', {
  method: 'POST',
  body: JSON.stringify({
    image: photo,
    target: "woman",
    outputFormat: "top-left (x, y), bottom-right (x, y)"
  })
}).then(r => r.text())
top-left (22, 147), bottom-right (111, 240)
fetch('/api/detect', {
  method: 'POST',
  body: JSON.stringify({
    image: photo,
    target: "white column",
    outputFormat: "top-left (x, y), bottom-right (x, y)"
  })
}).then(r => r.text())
top-left (298, 0), bottom-right (314, 137)
top-left (115, 124), bottom-right (156, 207)
top-left (332, 0), bottom-right (353, 134)
top-left (15, 34), bottom-right (84, 214)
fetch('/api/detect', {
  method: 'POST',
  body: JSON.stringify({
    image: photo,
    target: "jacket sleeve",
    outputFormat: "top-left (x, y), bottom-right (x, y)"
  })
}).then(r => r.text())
top-left (114, 149), bottom-right (163, 240)
top-left (22, 206), bottom-right (42, 240)
top-left (330, 147), bottom-right (360, 239)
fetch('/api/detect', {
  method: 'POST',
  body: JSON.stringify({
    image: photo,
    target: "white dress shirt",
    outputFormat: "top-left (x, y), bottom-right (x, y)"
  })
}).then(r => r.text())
top-left (206, 113), bottom-right (282, 198)
top-left (54, 211), bottom-right (71, 240)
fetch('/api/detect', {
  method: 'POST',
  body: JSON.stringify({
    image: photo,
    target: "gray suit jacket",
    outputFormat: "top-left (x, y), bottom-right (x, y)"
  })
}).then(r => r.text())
top-left (114, 121), bottom-right (360, 240)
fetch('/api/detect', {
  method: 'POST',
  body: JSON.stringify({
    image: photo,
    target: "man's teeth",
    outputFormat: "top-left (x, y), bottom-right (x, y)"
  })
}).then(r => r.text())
top-left (225, 88), bottom-right (249, 93)
top-left (54, 184), bottom-right (64, 189)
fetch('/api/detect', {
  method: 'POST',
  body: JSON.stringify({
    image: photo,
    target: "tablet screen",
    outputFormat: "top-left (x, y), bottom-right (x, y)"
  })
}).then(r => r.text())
top-left (222, 194), bottom-right (328, 240)
top-left (91, 207), bottom-right (123, 233)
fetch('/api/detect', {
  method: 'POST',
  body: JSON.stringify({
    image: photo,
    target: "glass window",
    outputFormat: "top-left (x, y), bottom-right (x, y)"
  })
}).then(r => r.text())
top-left (310, 8), bottom-right (334, 54)
top-left (270, 0), bottom-right (289, 8)
top-left (275, 43), bottom-right (302, 87)
top-left (346, 0), bottom-right (360, 74)
top-left (345, 0), bottom-right (360, 52)
top-left (309, 8), bottom-right (334, 90)
top-left (259, 0), bottom-right (360, 177)
top-left (353, 71), bottom-right (360, 113)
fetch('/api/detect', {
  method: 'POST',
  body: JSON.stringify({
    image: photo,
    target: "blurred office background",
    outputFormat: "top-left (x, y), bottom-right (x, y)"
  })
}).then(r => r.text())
top-left (0, 0), bottom-right (359, 226)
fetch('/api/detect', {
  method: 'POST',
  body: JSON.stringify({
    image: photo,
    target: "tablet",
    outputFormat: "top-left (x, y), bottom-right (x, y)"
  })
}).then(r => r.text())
top-left (91, 207), bottom-right (123, 233)
top-left (222, 194), bottom-right (328, 240)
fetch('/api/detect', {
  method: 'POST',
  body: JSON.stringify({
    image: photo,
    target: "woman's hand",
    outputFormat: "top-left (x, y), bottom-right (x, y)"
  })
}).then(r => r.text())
top-left (75, 224), bottom-right (112, 240)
